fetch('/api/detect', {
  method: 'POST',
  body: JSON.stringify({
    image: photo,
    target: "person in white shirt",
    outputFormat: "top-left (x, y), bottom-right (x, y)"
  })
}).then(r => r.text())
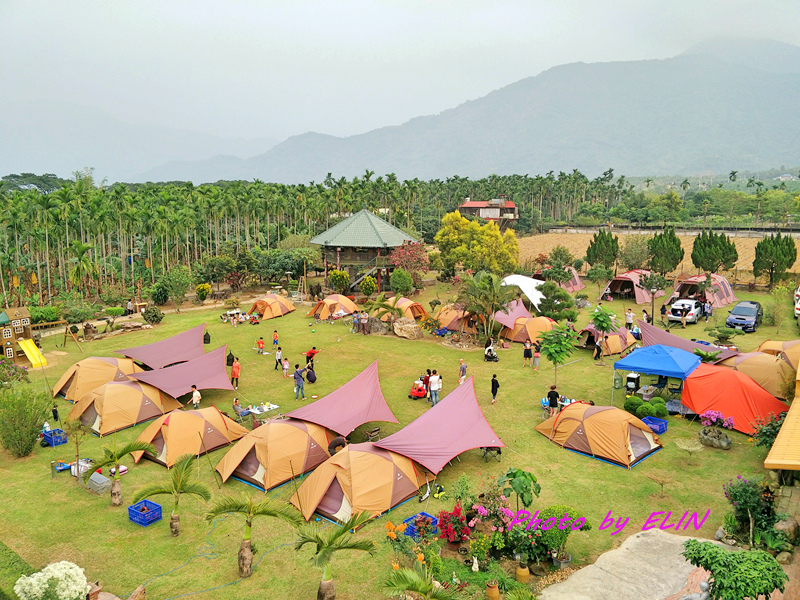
top-left (625, 308), bottom-right (636, 330)
top-left (190, 385), bottom-right (201, 409)
top-left (274, 346), bottom-right (283, 371)
top-left (429, 370), bottom-right (442, 405)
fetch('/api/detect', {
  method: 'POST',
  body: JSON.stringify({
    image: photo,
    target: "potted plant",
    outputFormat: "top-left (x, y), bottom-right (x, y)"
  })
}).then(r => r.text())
top-left (469, 533), bottom-right (491, 568)
top-left (438, 502), bottom-right (470, 550)
top-left (485, 580), bottom-right (501, 600)
top-left (698, 410), bottom-right (734, 450)
top-left (515, 552), bottom-right (530, 583)
top-left (537, 505), bottom-right (590, 569)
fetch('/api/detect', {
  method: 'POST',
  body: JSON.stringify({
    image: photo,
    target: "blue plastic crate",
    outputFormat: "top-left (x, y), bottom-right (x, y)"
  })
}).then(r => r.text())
top-left (43, 429), bottom-right (67, 447)
top-left (642, 416), bottom-right (668, 435)
top-left (402, 512), bottom-right (438, 539)
top-left (128, 500), bottom-right (162, 527)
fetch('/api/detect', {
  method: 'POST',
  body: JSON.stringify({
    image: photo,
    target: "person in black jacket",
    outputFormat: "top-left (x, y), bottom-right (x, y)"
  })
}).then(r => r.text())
top-left (491, 374), bottom-right (500, 405)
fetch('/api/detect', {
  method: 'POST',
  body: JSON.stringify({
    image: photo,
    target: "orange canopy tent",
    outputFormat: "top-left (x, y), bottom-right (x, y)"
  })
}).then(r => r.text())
top-left (53, 357), bottom-right (144, 402)
top-left (373, 297), bottom-right (428, 322)
top-left (248, 294), bottom-right (296, 320)
top-left (500, 316), bottom-right (555, 343)
top-left (681, 363), bottom-right (789, 434)
top-left (306, 295), bottom-right (359, 320)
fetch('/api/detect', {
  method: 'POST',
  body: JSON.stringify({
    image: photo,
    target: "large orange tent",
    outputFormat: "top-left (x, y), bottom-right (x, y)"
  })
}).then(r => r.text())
top-left (131, 407), bottom-right (249, 467)
top-left (681, 363), bottom-right (789, 435)
top-left (435, 304), bottom-right (478, 333)
top-left (67, 380), bottom-right (182, 436)
top-left (577, 322), bottom-right (636, 355)
top-left (248, 294), bottom-right (296, 320)
top-left (758, 340), bottom-right (800, 371)
top-left (716, 352), bottom-right (794, 399)
top-left (306, 295), bottom-right (359, 320)
top-left (374, 297), bottom-right (428, 322)
top-left (53, 357), bottom-right (144, 402)
top-left (535, 403), bottom-right (662, 468)
top-left (500, 316), bottom-right (555, 343)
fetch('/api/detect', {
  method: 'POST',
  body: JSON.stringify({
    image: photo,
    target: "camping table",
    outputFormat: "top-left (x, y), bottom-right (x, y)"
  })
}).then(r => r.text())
top-left (637, 385), bottom-right (657, 402)
top-left (249, 403), bottom-right (279, 417)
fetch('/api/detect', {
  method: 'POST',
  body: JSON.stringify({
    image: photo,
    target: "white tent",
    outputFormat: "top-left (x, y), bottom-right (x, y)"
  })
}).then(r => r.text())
top-left (502, 274), bottom-right (545, 309)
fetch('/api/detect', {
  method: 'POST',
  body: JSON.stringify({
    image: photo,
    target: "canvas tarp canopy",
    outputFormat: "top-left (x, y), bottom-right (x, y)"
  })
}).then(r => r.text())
top-left (603, 269), bottom-right (664, 305)
top-left (67, 380), bottom-right (182, 436)
top-left (501, 274), bottom-right (544, 309)
top-left (374, 297), bottom-right (428, 321)
top-left (500, 316), bottom-right (554, 343)
top-left (758, 340), bottom-right (800, 371)
top-left (374, 378), bottom-right (504, 473)
top-left (115, 324), bottom-right (206, 370)
top-left (215, 418), bottom-right (334, 491)
top-left (561, 266), bottom-right (585, 293)
top-left (577, 322), bottom-right (636, 356)
top-left (436, 304), bottom-right (479, 333)
top-left (716, 352), bottom-right (794, 399)
top-left (666, 273), bottom-right (737, 309)
top-left (285, 361), bottom-right (398, 435)
top-left (306, 295), bottom-right (359, 320)
top-left (53, 357), bottom-right (144, 401)
top-left (131, 346), bottom-right (234, 398)
top-left (681, 363), bottom-right (788, 435)
top-left (535, 403), bottom-right (661, 468)
top-left (493, 300), bottom-right (532, 331)
top-left (132, 406), bottom-right (248, 467)
top-left (637, 320), bottom-right (738, 361)
top-left (248, 294), bottom-right (296, 319)
top-left (613, 344), bottom-right (701, 380)
top-left (290, 442), bottom-right (429, 521)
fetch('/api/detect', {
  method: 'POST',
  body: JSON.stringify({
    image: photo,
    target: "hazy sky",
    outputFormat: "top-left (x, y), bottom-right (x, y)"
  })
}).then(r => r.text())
top-left (2, 0), bottom-right (799, 142)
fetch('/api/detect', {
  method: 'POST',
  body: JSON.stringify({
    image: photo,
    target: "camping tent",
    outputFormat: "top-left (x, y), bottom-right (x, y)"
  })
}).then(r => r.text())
top-left (501, 274), bottom-right (544, 309)
top-left (681, 364), bottom-right (789, 434)
top-left (577, 323), bottom-right (636, 356)
top-left (115, 324), bottom-right (206, 369)
top-left (603, 270), bottom-right (664, 305)
top-left (716, 352), bottom-right (794, 399)
top-left (215, 418), bottom-right (335, 491)
top-left (666, 273), bottom-right (737, 309)
top-left (560, 266), bottom-right (585, 293)
top-left (248, 294), bottom-right (296, 319)
top-left (535, 403), bottom-right (661, 468)
top-left (374, 297), bottom-right (428, 321)
top-left (67, 380), bottom-right (182, 436)
top-left (758, 340), bottom-right (800, 371)
top-left (132, 407), bottom-right (248, 467)
top-left (306, 295), bottom-right (359, 320)
top-left (637, 320), bottom-right (738, 361)
top-left (131, 346), bottom-right (234, 398)
top-left (436, 304), bottom-right (479, 333)
top-left (500, 316), bottom-right (555, 343)
top-left (614, 345), bottom-right (701, 380)
top-left (374, 378), bottom-right (504, 473)
top-left (493, 300), bottom-right (532, 331)
top-left (291, 443), bottom-right (429, 521)
top-left (53, 357), bottom-right (144, 402)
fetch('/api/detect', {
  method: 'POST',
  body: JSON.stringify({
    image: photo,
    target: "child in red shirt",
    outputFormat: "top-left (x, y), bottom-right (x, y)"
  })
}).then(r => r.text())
top-left (256, 337), bottom-right (265, 355)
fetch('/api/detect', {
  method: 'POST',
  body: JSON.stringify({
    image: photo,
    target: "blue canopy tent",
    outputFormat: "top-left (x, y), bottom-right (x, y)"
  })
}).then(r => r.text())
top-left (612, 344), bottom-right (701, 403)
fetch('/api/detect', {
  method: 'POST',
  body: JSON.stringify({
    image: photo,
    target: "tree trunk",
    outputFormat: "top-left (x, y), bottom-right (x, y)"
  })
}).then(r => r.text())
top-left (170, 514), bottom-right (180, 537)
top-left (110, 478), bottom-right (122, 507)
top-left (238, 539), bottom-right (253, 578)
top-left (317, 578), bottom-right (335, 600)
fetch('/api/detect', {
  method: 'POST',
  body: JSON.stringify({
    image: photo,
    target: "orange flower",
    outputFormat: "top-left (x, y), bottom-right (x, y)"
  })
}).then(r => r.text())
top-left (417, 553), bottom-right (425, 562)
top-left (396, 523), bottom-right (407, 533)
top-left (387, 531), bottom-right (397, 539)
top-left (392, 561), bottom-right (400, 570)
top-left (385, 522), bottom-right (394, 531)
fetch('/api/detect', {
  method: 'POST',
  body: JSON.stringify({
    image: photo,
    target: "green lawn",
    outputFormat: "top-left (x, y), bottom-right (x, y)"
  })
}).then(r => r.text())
top-left (0, 284), bottom-right (792, 599)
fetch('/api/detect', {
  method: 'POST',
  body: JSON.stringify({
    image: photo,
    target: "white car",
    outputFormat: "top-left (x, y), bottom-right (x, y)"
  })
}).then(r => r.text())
top-left (667, 299), bottom-right (705, 324)
top-left (795, 297), bottom-right (800, 318)
top-left (796, 284), bottom-right (800, 302)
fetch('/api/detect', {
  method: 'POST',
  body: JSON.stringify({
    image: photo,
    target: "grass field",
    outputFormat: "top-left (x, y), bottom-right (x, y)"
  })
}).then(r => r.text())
top-left (0, 282), bottom-right (794, 599)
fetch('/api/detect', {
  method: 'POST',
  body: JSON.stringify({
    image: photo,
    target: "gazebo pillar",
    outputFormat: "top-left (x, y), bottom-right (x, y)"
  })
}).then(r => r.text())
top-left (336, 247), bottom-right (341, 270)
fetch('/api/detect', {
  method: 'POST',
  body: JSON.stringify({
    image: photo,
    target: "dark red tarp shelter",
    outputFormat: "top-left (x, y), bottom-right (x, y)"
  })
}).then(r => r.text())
top-left (637, 320), bottom-right (738, 361)
top-left (286, 360), bottom-right (398, 435)
top-left (131, 346), bottom-right (234, 398)
top-left (374, 378), bottom-right (504, 473)
top-left (115, 324), bottom-right (206, 369)
top-left (494, 300), bottom-right (532, 330)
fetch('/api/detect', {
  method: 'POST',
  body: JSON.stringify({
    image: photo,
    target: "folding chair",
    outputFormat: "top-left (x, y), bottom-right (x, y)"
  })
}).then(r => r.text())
top-left (652, 375), bottom-right (668, 392)
top-left (668, 382), bottom-right (683, 400)
top-left (364, 427), bottom-right (381, 442)
top-left (481, 447), bottom-right (502, 463)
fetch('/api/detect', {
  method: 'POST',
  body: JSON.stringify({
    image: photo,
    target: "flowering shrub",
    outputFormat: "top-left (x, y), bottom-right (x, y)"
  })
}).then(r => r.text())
top-left (467, 475), bottom-right (515, 532)
top-left (420, 316), bottom-right (443, 334)
top-left (752, 412), bottom-right (787, 449)
top-left (470, 533), bottom-right (491, 561)
top-left (723, 476), bottom-right (777, 538)
top-left (0, 358), bottom-right (30, 384)
top-left (412, 514), bottom-right (435, 542)
top-left (438, 502), bottom-right (471, 543)
top-left (507, 520), bottom-right (546, 562)
top-left (388, 242), bottom-right (430, 285)
top-left (15, 561), bottom-right (91, 600)
top-left (700, 410), bottom-right (734, 430)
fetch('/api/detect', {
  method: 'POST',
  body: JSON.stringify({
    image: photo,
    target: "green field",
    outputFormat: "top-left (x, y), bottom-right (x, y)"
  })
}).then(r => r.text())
top-left (0, 284), bottom-right (792, 599)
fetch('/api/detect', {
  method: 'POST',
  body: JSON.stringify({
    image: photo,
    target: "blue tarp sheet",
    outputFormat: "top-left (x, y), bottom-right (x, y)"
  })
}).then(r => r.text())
top-left (613, 344), bottom-right (700, 379)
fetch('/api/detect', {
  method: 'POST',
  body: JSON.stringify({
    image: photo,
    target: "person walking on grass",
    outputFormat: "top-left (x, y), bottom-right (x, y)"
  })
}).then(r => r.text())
top-left (231, 357), bottom-right (240, 390)
top-left (681, 306), bottom-right (688, 329)
top-left (423, 369), bottom-right (432, 402)
top-left (293, 363), bottom-right (307, 401)
top-left (523, 338), bottom-right (533, 367)
top-left (256, 337), bottom-right (265, 355)
top-left (352, 311), bottom-right (359, 334)
top-left (190, 385), bottom-right (201, 409)
top-left (282, 358), bottom-right (290, 378)
top-left (458, 358), bottom-right (467, 385)
top-left (642, 309), bottom-right (650, 324)
top-left (491, 374), bottom-right (500, 405)
top-left (625, 308), bottom-right (635, 330)
top-left (533, 340), bottom-right (541, 371)
top-left (704, 300), bottom-right (713, 323)
top-left (274, 346), bottom-right (283, 371)
top-left (547, 384), bottom-right (559, 417)
top-left (429, 370), bottom-right (442, 405)
top-left (305, 346), bottom-right (320, 368)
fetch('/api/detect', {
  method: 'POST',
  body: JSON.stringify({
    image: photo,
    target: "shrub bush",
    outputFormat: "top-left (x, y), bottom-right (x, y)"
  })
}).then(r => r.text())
top-left (752, 412), bottom-right (787, 449)
top-left (650, 396), bottom-right (666, 405)
top-left (636, 403), bottom-right (655, 419)
top-left (0, 359), bottom-right (30, 385)
top-left (537, 505), bottom-right (590, 555)
top-left (624, 397), bottom-right (643, 414)
top-left (723, 477), bottom-right (777, 534)
top-left (223, 297), bottom-right (241, 309)
top-left (653, 403), bottom-right (669, 418)
top-left (29, 306), bottom-right (61, 324)
top-left (142, 306), bottom-right (164, 325)
top-left (390, 268), bottom-right (414, 297)
top-left (359, 275), bottom-right (377, 297)
top-left (0, 387), bottom-right (50, 458)
top-left (195, 283), bottom-right (212, 304)
top-left (328, 270), bottom-right (350, 294)
top-left (150, 281), bottom-right (169, 305)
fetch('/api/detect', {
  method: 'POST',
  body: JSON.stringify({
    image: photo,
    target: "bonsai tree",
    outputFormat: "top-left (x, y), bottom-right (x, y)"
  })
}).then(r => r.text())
top-left (538, 282), bottom-right (578, 322)
top-left (498, 468), bottom-right (541, 511)
top-left (131, 454), bottom-right (212, 537)
top-left (538, 324), bottom-right (579, 386)
top-left (205, 494), bottom-right (302, 578)
top-left (383, 560), bottom-right (461, 600)
top-left (704, 324), bottom-right (739, 346)
top-left (103, 306), bottom-right (125, 332)
top-left (83, 439), bottom-right (156, 506)
top-left (294, 511), bottom-right (376, 600)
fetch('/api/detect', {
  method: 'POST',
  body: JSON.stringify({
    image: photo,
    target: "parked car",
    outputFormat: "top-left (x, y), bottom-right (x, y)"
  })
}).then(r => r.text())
top-left (667, 299), bottom-right (705, 324)
top-left (795, 297), bottom-right (800, 318)
top-left (795, 284), bottom-right (800, 302)
top-left (725, 301), bottom-right (763, 332)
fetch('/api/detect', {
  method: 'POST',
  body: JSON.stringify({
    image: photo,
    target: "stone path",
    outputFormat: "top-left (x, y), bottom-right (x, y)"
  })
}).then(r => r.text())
top-left (777, 485), bottom-right (800, 517)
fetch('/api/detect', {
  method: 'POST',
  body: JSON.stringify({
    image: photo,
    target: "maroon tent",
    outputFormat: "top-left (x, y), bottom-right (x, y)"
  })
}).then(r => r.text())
top-left (603, 270), bottom-right (664, 304)
top-left (131, 346), bottom-right (234, 398)
top-left (637, 320), bottom-right (738, 361)
top-left (494, 300), bottom-right (532, 330)
top-left (561, 266), bottom-right (585, 293)
top-left (374, 378), bottom-right (504, 473)
top-left (665, 273), bottom-right (737, 309)
top-left (286, 360), bottom-right (398, 435)
top-left (115, 323), bottom-right (206, 369)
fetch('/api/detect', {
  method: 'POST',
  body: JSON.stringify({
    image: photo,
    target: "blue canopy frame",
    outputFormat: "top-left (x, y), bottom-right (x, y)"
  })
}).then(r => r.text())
top-left (612, 344), bottom-right (700, 404)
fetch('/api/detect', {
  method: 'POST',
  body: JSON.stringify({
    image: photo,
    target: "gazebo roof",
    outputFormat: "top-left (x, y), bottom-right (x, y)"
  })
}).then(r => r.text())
top-left (310, 208), bottom-right (417, 249)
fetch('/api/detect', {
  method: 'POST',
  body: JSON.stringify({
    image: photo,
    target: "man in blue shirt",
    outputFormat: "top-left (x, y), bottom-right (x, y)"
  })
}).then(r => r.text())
top-left (293, 364), bottom-right (307, 401)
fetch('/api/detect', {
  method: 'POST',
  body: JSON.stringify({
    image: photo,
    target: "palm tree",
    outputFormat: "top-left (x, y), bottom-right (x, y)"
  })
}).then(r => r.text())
top-left (294, 512), bottom-right (376, 600)
top-left (131, 454), bottom-right (212, 537)
top-left (456, 271), bottom-right (521, 338)
top-left (83, 439), bottom-right (156, 506)
top-left (729, 170), bottom-right (738, 183)
top-left (205, 494), bottom-right (302, 578)
top-left (365, 293), bottom-right (405, 326)
top-left (680, 179), bottom-right (690, 199)
top-left (67, 240), bottom-right (98, 297)
top-left (644, 178), bottom-right (653, 188)
top-left (384, 560), bottom-right (460, 600)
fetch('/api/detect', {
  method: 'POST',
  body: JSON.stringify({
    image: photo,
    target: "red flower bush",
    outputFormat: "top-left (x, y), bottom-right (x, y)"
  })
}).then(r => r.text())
top-left (438, 502), bottom-right (471, 543)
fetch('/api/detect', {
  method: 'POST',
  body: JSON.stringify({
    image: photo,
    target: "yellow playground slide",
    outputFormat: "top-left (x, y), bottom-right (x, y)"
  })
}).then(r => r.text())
top-left (18, 339), bottom-right (47, 368)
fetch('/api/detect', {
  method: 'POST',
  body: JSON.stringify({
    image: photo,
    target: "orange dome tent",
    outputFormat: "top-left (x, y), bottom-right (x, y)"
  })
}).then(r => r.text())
top-left (501, 316), bottom-right (555, 343)
top-left (53, 357), bottom-right (144, 402)
top-left (435, 304), bottom-right (478, 333)
top-left (306, 295), bottom-right (359, 320)
top-left (758, 340), bottom-right (800, 371)
top-left (716, 352), bottom-right (794, 399)
top-left (248, 294), bottom-right (296, 320)
top-left (577, 323), bottom-right (636, 356)
top-left (373, 296), bottom-right (428, 322)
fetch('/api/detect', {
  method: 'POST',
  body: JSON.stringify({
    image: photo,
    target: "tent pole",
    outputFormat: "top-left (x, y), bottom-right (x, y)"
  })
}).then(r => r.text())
top-left (611, 369), bottom-right (615, 406)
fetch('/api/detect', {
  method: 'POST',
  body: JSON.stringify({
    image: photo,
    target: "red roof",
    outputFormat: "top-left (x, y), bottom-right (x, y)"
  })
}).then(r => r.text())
top-left (459, 200), bottom-right (516, 209)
